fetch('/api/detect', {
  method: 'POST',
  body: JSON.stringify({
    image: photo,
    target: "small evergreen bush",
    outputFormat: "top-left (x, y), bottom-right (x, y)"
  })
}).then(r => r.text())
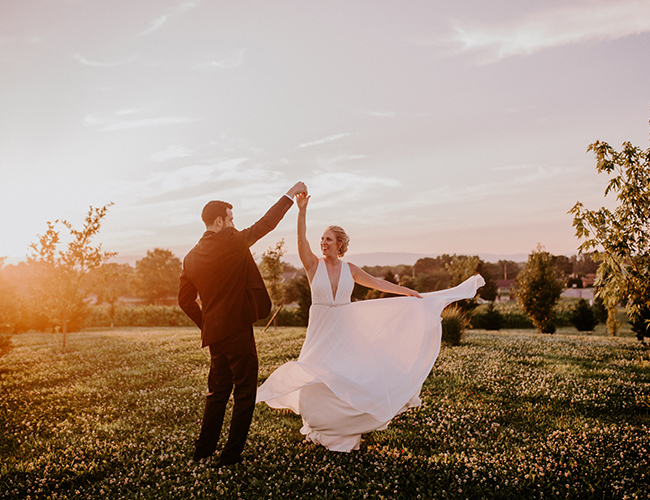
top-left (570, 299), bottom-right (598, 331)
top-left (472, 302), bottom-right (503, 330)
top-left (441, 306), bottom-right (470, 346)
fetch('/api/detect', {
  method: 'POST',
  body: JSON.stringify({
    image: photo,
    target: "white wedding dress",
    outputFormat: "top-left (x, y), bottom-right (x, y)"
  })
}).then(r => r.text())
top-left (256, 259), bottom-right (485, 452)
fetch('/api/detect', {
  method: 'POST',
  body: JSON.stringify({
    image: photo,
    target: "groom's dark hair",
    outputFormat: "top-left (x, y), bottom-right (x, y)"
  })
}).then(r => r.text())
top-left (201, 200), bottom-right (233, 226)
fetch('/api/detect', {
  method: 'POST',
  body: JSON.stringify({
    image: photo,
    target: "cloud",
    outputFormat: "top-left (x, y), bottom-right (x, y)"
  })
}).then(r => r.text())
top-left (306, 170), bottom-right (401, 214)
top-left (314, 154), bottom-right (367, 171)
top-left (115, 108), bottom-right (145, 116)
top-left (83, 114), bottom-right (104, 126)
top-left (355, 109), bottom-right (429, 119)
top-left (490, 164), bottom-right (535, 172)
top-left (109, 158), bottom-right (249, 204)
top-left (73, 53), bottom-right (135, 67)
top-left (392, 165), bottom-right (571, 215)
top-left (84, 111), bottom-right (198, 131)
top-left (363, 111), bottom-right (397, 118)
top-left (151, 145), bottom-right (194, 162)
top-left (196, 49), bottom-right (247, 70)
top-left (297, 133), bottom-right (352, 149)
top-left (210, 133), bottom-right (261, 154)
top-left (140, 2), bottom-right (198, 36)
top-left (450, 1), bottom-right (650, 63)
top-left (100, 117), bottom-right (198, 131)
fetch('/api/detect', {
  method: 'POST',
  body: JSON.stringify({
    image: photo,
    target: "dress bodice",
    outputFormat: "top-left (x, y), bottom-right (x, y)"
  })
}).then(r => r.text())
top-left (310, 259), bottom-right (354, 306)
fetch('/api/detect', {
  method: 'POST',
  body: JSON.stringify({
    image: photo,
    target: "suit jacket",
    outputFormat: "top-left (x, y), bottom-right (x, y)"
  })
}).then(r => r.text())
top-left (178, 196), bottom-right (293, 347)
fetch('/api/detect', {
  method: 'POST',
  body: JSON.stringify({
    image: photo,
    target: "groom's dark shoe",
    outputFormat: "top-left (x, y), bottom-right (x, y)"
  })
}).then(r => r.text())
top-left (192, 440), bottom-right (216, 462)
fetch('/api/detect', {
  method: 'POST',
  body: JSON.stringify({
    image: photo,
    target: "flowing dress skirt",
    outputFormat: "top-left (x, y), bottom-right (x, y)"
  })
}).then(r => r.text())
top-left (257, 269), bottom-right (485, 452)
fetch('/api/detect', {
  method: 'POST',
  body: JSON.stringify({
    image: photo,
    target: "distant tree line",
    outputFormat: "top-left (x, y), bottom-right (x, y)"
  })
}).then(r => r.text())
top-left (0, 230), bottom-right (182, 337)
top-left (341, 252), bottom-right (599, 303)
top-left (269, 250), bottom-right (602, 329)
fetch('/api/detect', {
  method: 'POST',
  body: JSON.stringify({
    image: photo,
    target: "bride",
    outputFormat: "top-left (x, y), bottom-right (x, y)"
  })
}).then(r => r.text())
top-left (256, 193), bottom-right (484, 452)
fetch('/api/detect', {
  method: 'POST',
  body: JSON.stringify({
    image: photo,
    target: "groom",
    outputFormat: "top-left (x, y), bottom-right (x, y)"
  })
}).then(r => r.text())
top-left (178, 181), bottom-right (307, 465)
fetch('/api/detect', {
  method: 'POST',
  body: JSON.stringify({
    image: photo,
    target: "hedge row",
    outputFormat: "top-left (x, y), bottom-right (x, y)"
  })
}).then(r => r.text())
top-left (84, 300), bottom-right (594, 331)
top-left (470, 300), bottom-right (597, 331)
top-left (85, 305), bottom-right (196, 328)
top-left (85, 304), bottom-right (307, 329)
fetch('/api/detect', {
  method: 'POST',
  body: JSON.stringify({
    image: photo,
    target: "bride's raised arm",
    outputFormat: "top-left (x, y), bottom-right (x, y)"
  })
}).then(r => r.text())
top-left (296, 193), bottom-right (319, 280)
top-left (348, 263), bottom-right (422, 298)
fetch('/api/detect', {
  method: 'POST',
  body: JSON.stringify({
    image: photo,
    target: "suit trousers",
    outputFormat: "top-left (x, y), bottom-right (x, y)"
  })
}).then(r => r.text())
top-left (194, 325), bottom-right (258, 462)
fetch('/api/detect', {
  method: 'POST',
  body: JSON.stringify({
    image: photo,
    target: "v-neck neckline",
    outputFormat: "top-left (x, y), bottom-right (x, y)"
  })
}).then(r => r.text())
top-left (322, 259), bottom-right (342, 302)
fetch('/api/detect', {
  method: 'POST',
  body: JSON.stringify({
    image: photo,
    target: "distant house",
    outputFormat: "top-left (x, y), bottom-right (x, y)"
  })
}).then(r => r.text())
top-left (495, 279), bottom-right (515, 302)
top-left (582, 273), bottom-right (596, 287)
top-left (561, 287), bottom-right (594, 302)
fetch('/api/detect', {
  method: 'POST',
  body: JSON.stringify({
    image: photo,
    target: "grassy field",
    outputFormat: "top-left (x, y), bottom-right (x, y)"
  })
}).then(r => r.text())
top-left (1, 326), bottom-right (649, 499)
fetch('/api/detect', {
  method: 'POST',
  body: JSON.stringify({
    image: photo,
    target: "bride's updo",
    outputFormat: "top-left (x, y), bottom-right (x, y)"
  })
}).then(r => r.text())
top-left (326, 225), bottom-right (350, 257)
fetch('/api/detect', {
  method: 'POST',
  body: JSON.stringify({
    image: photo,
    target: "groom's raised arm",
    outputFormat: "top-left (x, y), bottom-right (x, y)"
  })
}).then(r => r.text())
top-left (239, 182), bottom-right (307, 247)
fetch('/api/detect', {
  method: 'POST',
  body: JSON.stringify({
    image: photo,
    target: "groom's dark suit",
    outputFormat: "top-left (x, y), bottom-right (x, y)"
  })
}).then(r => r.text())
top-left (178, 195), bottom-right (293, 464)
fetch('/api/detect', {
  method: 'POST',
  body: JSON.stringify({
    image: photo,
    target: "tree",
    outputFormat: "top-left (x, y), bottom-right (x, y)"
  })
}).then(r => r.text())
top-left (515, 246), bottom-right (564, 334)
top-left (0, 257), bottom-right (20, 356)
top-left (131, 249), bottom-right (182, 305)
top-left (285, 274), bottom-right (311, 326)
top-left (412, 269), bottom-right (451, 293)
top-left (473, 261), bottom-right (502, 301)
top-left (89, 262), bottom-right (134, 326)
top-left (554, 255), bottom-right (573, 280)
top-left (570, 252), bottom-right (600, 277)
top-left (413, 255), bottom-right (453, 275)
top-left (351, 282), bottom-right (372, 301)
top-left (0, 257), bottom-right (20, 334)
top-left (570, 138), bottom-right (650, 340)
top-left (0, 261), bottom-right (50, 333)
top-left (477, 277), bottom-right (498, 302)
top-left (446, 254), bottom-right (481, 287)
top-left (259, 240), bottom-right (286, 324)
top-left (28, 204), bottom-right (116, 349)
top-left (379, 270), bottom-right (398, 298)
top-left (445, 254), bottom-right (482, 312)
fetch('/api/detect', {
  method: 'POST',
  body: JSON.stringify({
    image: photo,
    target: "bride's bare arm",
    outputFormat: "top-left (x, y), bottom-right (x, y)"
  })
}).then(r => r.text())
top-left (296, 193), bottom-right (319, 280)
top-left (349, 263), bottom-right (423, 298)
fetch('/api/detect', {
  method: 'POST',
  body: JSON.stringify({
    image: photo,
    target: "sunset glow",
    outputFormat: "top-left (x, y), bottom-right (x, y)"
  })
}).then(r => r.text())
top-left (1, 0), bottom-right (649, 265)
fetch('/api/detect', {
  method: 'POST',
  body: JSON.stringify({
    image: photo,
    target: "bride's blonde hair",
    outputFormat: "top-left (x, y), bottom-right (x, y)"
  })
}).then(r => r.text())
top-left (325, 225), bottom-right (350, 257)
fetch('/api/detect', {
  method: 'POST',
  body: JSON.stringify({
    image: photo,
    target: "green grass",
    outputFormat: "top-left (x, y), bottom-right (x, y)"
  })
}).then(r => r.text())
top-left (1, 327), bottom-right (649, 499)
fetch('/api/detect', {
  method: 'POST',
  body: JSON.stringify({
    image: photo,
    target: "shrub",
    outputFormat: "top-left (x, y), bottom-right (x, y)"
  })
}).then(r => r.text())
top-left (472, 302), bottom-right (503, 330)
top-left (254, 306), bottom-right (304, 328)
top-left (489, 302), bottom-right (534, 329)
top-left (570, 299), bottom-right (598, 331)
top-left (441, 305), bottom-right (470, 346)
top-left (592, 297), bottom-right (608, 324)
top-left (275, 307), bottom-right (303, 327)
top-left (630, 307), bottom-right (650, 342)
top-left (500, 310), bottom-right (534, 329)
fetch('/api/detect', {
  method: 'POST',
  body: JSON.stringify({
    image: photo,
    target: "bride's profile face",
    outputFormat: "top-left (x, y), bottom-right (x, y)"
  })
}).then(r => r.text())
top-left (320, 230), bottom-right (341, 257)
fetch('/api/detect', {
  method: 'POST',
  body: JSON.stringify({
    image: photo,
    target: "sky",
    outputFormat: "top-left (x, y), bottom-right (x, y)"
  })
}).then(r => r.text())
top-left (1, 0), bottom-right (649, 267)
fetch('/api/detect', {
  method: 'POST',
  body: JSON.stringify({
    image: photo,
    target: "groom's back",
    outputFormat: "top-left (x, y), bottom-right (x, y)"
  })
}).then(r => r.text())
top-left (183, 227), bottom-right (257, 345)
